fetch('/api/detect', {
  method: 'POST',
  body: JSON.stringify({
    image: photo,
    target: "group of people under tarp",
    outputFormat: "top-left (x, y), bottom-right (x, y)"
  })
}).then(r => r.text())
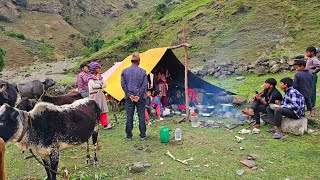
top-left (145, 65), bottom-right (209, 125)
top-left (242, 46), bottom-right (320, 139)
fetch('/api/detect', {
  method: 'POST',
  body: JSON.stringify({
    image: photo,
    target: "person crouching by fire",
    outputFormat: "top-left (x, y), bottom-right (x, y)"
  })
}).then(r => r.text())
top-left (242, 78), bottom-right (283, 128)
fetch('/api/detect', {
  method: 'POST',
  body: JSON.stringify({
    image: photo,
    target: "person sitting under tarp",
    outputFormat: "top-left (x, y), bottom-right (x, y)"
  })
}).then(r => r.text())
top-left (178, 89), bottom-right (197, 112)
top-left (151, 90), bottom-right (170, 120)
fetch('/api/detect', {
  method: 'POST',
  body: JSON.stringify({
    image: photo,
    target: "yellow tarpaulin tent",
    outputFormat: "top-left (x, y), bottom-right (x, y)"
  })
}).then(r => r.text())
top-left (103, 47), bottom-right (234, 101)
top-left (104, 47), bottom-right (168, 101)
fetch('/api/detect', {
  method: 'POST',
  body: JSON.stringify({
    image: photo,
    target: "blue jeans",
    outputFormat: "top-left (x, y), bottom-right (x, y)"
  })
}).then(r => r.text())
top-left (80, 92), bottom-right (89, 98)
top-left (305, 97), bottom-right (312, 111)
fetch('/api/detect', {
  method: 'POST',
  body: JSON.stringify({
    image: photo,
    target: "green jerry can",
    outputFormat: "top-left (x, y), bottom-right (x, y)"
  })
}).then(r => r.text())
top-left (160, 126), bottom-right (170, 143)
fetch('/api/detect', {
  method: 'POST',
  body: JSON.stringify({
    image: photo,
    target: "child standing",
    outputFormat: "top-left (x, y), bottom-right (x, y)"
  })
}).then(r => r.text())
top-left (76, 63), bottom-right (90, 98)
top-left (305, 46), bottom-right (320, 109)
top-left (88, 62), bottom-right (112, 129)
top-left (293, 60), bottom-right (313, 116)
top-left (145, 89), bottom-right (153, 126)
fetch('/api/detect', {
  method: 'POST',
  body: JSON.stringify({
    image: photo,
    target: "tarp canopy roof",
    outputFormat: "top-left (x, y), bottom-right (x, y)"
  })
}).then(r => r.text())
top-left (103, 47), bottom-right (234, 101)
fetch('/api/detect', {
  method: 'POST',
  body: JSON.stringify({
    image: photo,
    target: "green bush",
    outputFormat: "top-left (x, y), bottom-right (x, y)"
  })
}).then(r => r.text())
top-left (5, 31), bottom-right (26, 40)
top-left (154, 3), bottom-right (167, 20)
top-left (63, 15), bottom-right (72, 25)
top-left (81, 47), bottom-right (95, 57)
top-left (35, 44), bottom-right (56, 62)
top-left (0, 24), bottom-right (5, 31)
top-left (0, 48), bottom-right (6, 72)
top-left (83, 38), bottom-right (105, 52)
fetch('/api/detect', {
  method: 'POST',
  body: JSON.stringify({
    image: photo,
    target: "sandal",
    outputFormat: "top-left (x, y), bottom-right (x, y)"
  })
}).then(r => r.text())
top-left (273, 132), bottom-right (283, 139)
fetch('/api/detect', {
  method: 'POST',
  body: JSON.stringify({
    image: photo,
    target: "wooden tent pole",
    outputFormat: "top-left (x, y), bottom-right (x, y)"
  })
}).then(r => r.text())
top-left (0, 138), bottom-right (5, 180)
top-left (182, 27), bottom-right (190, 122)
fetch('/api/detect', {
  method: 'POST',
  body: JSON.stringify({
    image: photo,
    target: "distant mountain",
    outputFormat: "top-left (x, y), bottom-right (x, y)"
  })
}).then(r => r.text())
top-left (1, 0), bottom-right (320, 70)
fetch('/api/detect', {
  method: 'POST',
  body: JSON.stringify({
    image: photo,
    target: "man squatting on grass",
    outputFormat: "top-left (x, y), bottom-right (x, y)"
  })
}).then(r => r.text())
top-left (305, 46), bottom-right (320, 109)
top-left (266, 78), bottom-right (305, 139)
top-left (121, 52), bottom-right (148, 141)
top-left (242, 78), bottom-right (283, 129)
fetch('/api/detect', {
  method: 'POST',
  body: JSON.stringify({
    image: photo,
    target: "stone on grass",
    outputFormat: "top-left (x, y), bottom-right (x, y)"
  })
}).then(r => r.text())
top-left (236, 76), bottom-right (245, 81)
top-left (236, 169), bottom-right (245, 176)
top-left (240, 159), bottom-right (257, 168)
top-left (281, 117), bottom-right (307, 135)
top-left (270, 64), bottom-right (281, 73)
top-left (139, 161), bottom-right (152, 168)
top-left (219, 75), bottom-right (227, 80)
top-left (130, 163), bottom-right (144, 173)
top-left (248, 154), bottom-right (260, 160)
top-left (254, 66), bottom-right (266, 76)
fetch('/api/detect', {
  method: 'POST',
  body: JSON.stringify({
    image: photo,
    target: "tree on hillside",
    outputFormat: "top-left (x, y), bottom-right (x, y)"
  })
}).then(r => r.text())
top-left (0, 48), bottom-right (6, 72)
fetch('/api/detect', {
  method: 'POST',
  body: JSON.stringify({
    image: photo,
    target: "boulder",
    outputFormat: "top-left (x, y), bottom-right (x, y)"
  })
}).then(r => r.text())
top-left (130, 163), bottom-right (145, 173)
top-left (286, 58), bottom-right (295, 66)
top-left (203, 63), bottom-right (216, 71)
top-left (270, 64), bottom-right (281, 73)
top-left (198, 70), bottom-right (207, 76)
top-left (214, 72), bottom-right (221, 78)
top-left (269, 60), bottom-right (278, 67)
top-left (236, 76), bottom-right (245, 81)
top-left (235, 68), bottom-right (246, 75)
top-left (280, 64), bottom-right (290, 70)
top-left (254, 66), bottom-right (266, 76)
top-left (281, 117), bottom-right (307, 135)
top-left (219, 75), bottom-right (227, 80)
top-left (208, 68), bottom-right (217, 75)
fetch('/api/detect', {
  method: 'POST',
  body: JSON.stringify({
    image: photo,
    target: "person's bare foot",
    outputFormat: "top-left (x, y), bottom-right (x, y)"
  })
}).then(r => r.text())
top-left (242, 109), bottom-right (254, 116)
top-left (251, 124), bottom-right (260, 129)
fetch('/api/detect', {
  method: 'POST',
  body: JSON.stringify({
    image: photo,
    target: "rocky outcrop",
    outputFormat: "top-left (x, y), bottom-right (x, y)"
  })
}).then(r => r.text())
top-left (196, 54), bottom-right (310, 79)
top-left (0, 1), bottom-right (20, 22)
top-left (60, 0), bottom-right (122, 18)
top-left (26, 1), bottom-right (63, 14)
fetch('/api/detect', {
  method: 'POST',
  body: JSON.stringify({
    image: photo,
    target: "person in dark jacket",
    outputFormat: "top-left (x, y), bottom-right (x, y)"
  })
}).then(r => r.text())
top-left (121, 52), bottom-right (148, 141)
top-left (242, 78), bottom-right (283, 128)
top-left (293, 60), bottom-right (313, 115)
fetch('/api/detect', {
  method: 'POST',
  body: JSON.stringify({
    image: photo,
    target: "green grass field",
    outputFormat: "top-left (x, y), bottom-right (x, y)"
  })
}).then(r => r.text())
top-left (4, 73), bottom-right (320, 179)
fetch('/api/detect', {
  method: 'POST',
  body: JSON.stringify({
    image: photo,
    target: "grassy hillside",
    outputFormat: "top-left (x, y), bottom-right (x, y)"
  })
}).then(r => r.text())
top-left (85, 0), bottom-right (320, 69)
top-left (0, 10), bottom-right (84, 68)
top-left (1, 0), bottom-right (320, 70)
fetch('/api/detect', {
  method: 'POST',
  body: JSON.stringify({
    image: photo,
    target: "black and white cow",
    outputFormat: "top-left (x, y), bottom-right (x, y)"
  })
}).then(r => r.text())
top-left (0, 98), bottom-right (101, 180)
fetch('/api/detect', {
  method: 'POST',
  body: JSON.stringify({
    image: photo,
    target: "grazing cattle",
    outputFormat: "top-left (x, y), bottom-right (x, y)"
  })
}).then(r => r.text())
top-left (0, 99), bottom-right (101, 180)
top-left (16, 78), bottom-right (56, 99)
top-left (16, 91), bottom-right (83, 111)
top-left (42, 90), bottom-right (82, 106)
top-left (16, 98), bottom-right (36, 111)
top-left (0, 80), bottom-right (18, 107)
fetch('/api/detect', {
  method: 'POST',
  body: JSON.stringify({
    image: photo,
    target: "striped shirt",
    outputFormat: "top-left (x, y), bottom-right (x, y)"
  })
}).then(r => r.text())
top-left (281, 87), bottom-right (305, 118)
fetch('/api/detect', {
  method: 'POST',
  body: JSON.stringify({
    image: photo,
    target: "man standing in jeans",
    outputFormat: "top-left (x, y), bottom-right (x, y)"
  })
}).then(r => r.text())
top-left (121, 52), bottom-right (148, 141)
top-left (266, 78), bottom-right (305, 139)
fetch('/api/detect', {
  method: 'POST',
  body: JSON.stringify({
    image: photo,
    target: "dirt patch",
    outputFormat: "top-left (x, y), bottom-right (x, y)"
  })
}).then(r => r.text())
top-left (1, 57), bottom-right (81, 84)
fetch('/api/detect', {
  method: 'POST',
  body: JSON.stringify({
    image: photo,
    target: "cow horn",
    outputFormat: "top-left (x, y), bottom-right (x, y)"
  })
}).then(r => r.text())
top-left (0, 83), bottom-right (7, 93)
